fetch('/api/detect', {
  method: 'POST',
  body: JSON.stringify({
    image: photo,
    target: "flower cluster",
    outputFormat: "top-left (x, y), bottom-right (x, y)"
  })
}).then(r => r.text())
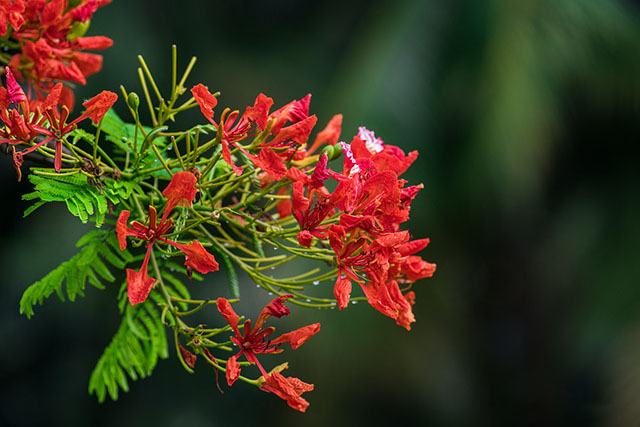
top-left (6, 3), bottom-right (437, 412)
top-left (216, 295), bottom-right (320, 412)
top-left (117, 171), bottom-right (219, 305)
top-left (192, 87), bottom-right (436, 330)
top-left (0, 66), bottom-right (116, 178)
top-left (0, 0), bottom-right (112, 107)
top-left (0, 67), bottom-right (118, 180)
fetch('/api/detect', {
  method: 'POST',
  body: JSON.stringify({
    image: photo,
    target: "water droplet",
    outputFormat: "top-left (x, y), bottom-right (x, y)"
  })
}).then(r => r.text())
top-left (351, 301), bottom-right (358, 305)
top-left (170, 268), bottom-right (175, 272)
top-left (223, 242), bottom-right (229, 247)
top-left (256, 285), bottom-right (260, 288)
top-left (268, 292), bottom-right (273, 296)
top-left (330, 306), bottom-right (335, 310)
top-left (331, 302), bottom-right (336, 306)
top-left (312, 280), bottom-right (320, 286)
top-left (270, 267), bottom-right (275, 270)
top-left (306, 299), bottom-right (311, 302)
top-left (273, 247), bottom-right (278, 250)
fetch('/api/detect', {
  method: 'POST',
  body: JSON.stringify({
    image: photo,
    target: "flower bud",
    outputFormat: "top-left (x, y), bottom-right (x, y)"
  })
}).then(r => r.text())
top-left (331, 141), bottom-right (344, 160)
top-left (127, 92), bottom-right (140, 112)
top-left (320, 145), bottom-right (334, 160)
top-left (67, 20), bottom-right (90, 40)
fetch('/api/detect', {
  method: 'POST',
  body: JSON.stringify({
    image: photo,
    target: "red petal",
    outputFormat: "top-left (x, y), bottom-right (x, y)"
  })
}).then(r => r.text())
top-left (116, 210), bottom-right (131, 249)
top-left (42, 83), bottom-right (62, 110)
top-left (291, 182), bottom-right (309, 225)
top-left (252, 148), bottom-right (287, 180)
top-left (270, 115), bottom-right (317, 146)
top-left (397, 238), bottom-right (430, 257)
top-left (222, 138), bottom-right (243, 176)
top-left (270, 323), bottom-right (320, 349)
top-left (216, 298), bottom-right (241, 336)
top-left (401, 256), bottom-right (436, 282)
top-left (179, 343), bottom-right (198, 368)
top-left (309, 152), bottom-right (329, 189)
top-left (191, 84), bottom-right (217, 122)
top-left (41, 0), bottom-right (65, 27)
top-left (309, 113), bottom-right (342, 153)
top-left (171, 240), bottom-right (219, 274)
top-left (76, 90), bottom-right (117, 124)
top-left (126, 248), bottom-right (156, 305)
top-left (296, 230), bottom-right (314, 248)
top-left (160, 171), bottom-right (197, 222)
top-left (5, 67), bottom-right (26, 104)
top-left (226, 354), bottom-right (241, 386)
top-left (243, 93), bottom-right (273, 131)
top-left (261, 371), bottom-right (312, 413)
top-left (333, 276), bottom-right (352, 310)
top-left (74, 36), bottom-right (113, 50)
top-left (71, 52), bottom-right (103, 78)
top-left (254, 295), bottom-right (292, 331)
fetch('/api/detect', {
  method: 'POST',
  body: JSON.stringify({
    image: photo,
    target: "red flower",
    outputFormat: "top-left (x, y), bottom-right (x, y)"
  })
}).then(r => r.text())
top-left (117, 172), bottom-right (219, 305)
top-left (216, 296), bottom-right (320, 392)
top-left (261, 369), bottom-right (314, 412)
top-left (0, 76), bottom-right (117, 173)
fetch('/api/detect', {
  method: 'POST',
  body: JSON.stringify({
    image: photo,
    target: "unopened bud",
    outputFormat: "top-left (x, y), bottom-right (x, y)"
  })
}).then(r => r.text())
top-left (67, 20), bottom-right (90, 40)
top-left (127, 92), bottom-right (140, 112)
top-left (320, 145), bottom-right (334, 160)
top-left (331, 142), bottom-right (343, 160)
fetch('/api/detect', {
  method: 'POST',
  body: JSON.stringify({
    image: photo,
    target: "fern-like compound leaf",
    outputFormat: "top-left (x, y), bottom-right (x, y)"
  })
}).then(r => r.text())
top-left (19, 230), bottom-right (134, 319)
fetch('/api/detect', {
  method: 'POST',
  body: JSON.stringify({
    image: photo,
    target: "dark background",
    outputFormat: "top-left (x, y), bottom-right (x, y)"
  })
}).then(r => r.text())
top-left (2, 0), bottom-right (640, 426)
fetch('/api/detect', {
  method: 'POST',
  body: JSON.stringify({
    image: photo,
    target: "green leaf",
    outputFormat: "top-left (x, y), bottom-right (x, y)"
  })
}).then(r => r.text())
top-left (23, 172), bottom-right (142, 228)
top-left (88, 300), bottom-right (168, 403)
top-left (19, 230), bottom-right (133, 319)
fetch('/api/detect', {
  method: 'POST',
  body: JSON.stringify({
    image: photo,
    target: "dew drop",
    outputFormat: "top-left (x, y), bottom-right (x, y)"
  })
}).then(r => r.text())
top-left (256, 285), bottom-right (260, 288)
top-left (351, 301), bottom-right (358, 305)
top-left (312, 280), bottom-right (320, 286)
top-left (306, 299), bottom-right (311, 302)
top-left (268, 292), bottom-right (273, 296)
top-left (273, 247), bottom-right (278, 250)
top-left (270, 267), bottom-right (275, 270)
top-left (170, 268), bottom-right (175, 272)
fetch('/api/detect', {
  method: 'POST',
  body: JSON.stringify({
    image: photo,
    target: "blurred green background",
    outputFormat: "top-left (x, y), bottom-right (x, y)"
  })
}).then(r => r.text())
top-left (2, 0), bottom-right (640, 425)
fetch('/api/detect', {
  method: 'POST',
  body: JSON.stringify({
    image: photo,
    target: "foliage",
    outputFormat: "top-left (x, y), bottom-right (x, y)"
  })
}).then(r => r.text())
top-left (19, 230), bottom-right (133, 319)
